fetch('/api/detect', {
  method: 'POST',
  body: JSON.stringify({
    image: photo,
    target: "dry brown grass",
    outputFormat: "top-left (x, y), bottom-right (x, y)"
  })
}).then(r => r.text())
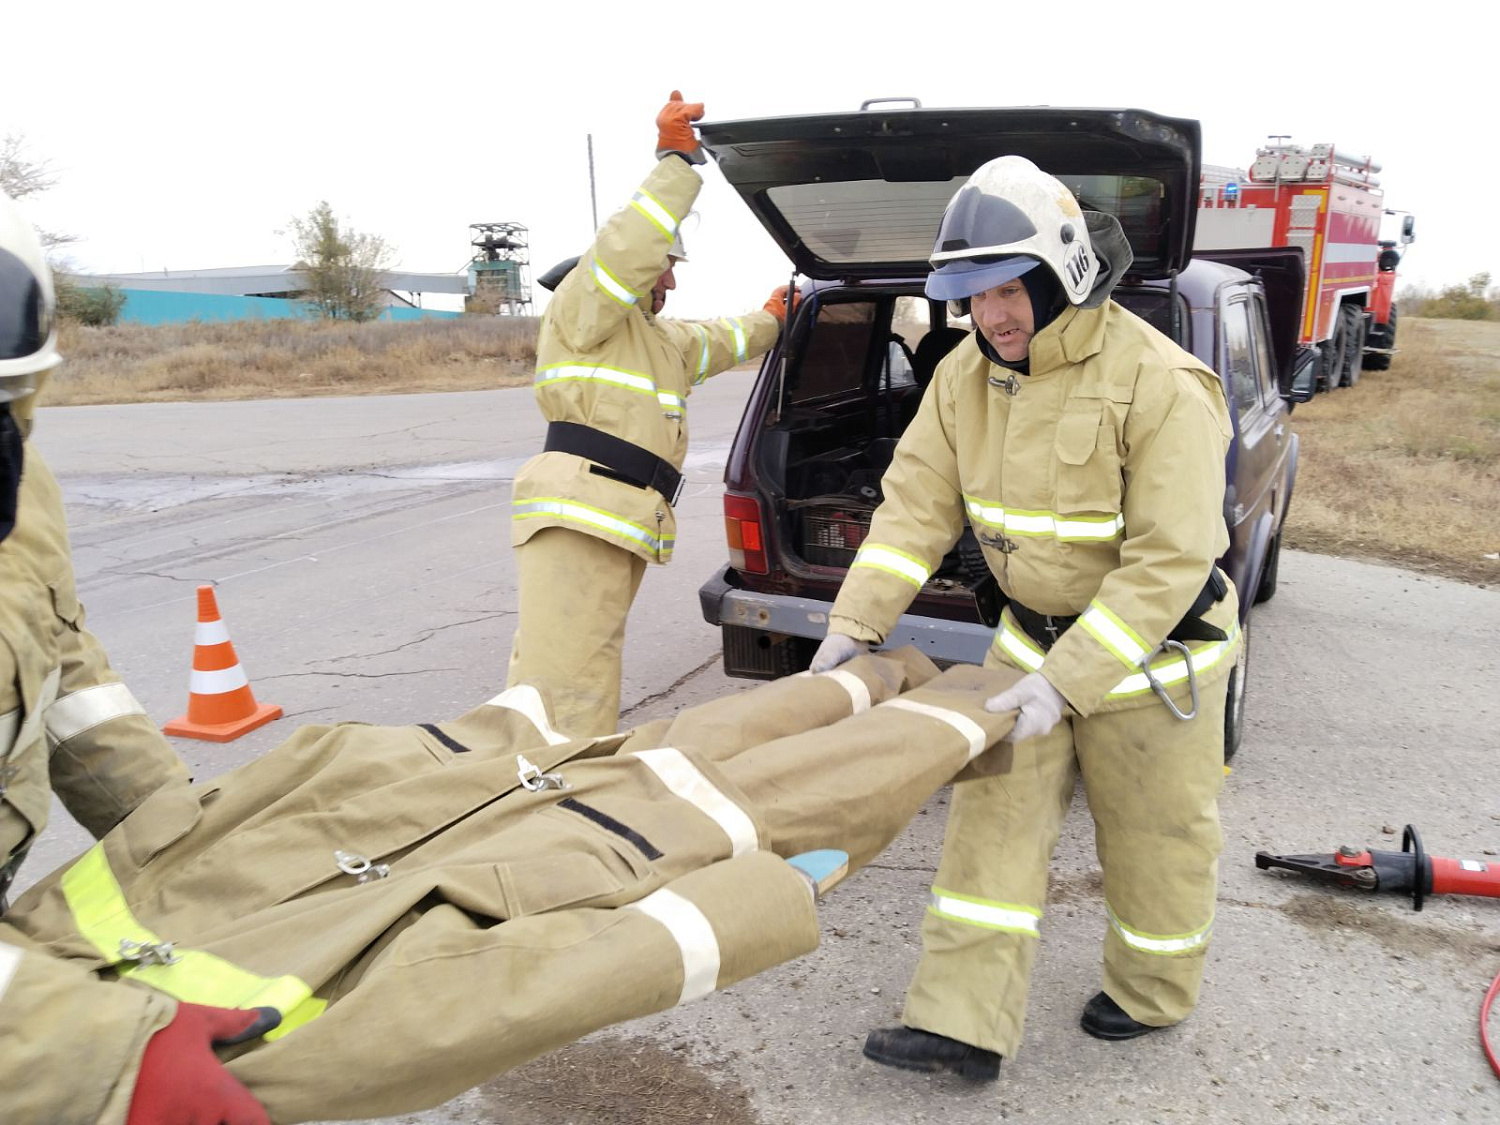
top-left (1284, 318), bottom-right (1500, 585)
top-left (44, 315), bottom-right (539, 405)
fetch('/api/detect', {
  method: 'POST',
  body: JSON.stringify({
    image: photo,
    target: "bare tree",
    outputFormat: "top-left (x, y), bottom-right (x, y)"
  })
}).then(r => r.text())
top-left (289, 202), bottom-right (393, 322)
top-left (1, 133), bottom-right (75, 251)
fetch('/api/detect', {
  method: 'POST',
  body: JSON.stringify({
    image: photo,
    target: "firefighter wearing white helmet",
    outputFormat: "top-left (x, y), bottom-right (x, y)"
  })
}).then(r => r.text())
top-left (811, 155), bottom-right (1240, 1080)
top-left (0, 190), bottom-right (282, 1124)
top-left (507, 92), bottom-right (797, 737)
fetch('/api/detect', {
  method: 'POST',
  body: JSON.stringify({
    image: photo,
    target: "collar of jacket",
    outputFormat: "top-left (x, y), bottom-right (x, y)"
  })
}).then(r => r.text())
top-left (1021, 303), bottom-right (1109, 378)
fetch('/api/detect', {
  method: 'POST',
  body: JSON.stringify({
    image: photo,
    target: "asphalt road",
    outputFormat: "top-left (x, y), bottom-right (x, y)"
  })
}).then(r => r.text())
top-left (23, 379), bottom-right (1500, 1124)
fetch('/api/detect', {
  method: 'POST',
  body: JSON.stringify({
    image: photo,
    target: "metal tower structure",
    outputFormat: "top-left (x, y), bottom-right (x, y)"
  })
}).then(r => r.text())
top-left (467, 223), bottom-right (533, 316)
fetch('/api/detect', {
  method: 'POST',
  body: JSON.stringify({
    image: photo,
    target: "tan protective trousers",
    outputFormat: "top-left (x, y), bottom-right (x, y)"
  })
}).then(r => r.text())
top-left (903, 648), bottom-right (1226, 1057)
top-left (507, 526), bottom-right (647, 737)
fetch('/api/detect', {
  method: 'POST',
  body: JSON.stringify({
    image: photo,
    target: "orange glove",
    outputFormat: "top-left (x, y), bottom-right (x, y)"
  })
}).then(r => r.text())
top-left (764, 284), bottom-right (802, 324)
top-left (656, 90), bottom-right (706, 164)
top-left (127, 1003), bottom-right (280, 1125)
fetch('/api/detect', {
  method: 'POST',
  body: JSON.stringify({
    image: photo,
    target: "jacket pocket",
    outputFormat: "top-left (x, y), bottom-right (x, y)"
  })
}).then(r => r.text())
top-left (497, 852), bottom-right (625, 917)
top-left (495, 805), bottom-right (654, 916)
top-left (1053, 404), bottom-right (1123, 515)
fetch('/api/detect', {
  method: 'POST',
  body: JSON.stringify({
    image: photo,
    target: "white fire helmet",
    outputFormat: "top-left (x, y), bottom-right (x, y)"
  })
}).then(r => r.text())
top-left (925, 156), bottom-right (1100, 306)
top-left (668, 230), bottom-right (688, 262)
top-left (0, 190), bottom-right (61, 403)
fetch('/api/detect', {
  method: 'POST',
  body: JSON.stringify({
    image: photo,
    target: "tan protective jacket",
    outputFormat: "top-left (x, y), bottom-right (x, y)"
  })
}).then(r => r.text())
top-left (4, 652), bottom-right (1020, 1123)
top-left (511, 156), bottom-right (780, 564)
top-left (1, 438), bottom-right (191, 1125)
top-left (829, 301), bottom-right (1240, 716)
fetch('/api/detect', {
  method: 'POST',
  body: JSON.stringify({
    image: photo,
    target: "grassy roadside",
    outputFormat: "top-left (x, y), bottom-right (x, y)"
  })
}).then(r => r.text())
top-left (39, 313), bottom-right (1499, 585)
top-left (1283, 317), bottom-right (1499, 586)
top-left (45, 316), bottom-right (540, 405)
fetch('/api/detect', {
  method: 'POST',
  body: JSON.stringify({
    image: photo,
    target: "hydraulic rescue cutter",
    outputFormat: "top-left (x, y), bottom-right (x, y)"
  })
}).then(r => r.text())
top-left (1257, 825), bottom-right (1500, 911)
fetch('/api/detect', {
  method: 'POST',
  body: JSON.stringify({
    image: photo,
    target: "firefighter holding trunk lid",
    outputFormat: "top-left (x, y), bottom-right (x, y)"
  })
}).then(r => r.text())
top-left (508, 92), bottom-right (797, 738)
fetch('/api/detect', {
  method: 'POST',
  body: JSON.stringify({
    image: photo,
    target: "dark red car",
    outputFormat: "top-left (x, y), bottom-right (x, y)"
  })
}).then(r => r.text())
top-left (695, 104), bottom-right (1316, 759)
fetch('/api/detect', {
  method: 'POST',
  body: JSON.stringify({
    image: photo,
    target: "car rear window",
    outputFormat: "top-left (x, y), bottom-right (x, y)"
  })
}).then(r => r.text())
top-left (767, 181), bottom-right (960, 267)
top-left (765, 174), bottom-right (1170, 271)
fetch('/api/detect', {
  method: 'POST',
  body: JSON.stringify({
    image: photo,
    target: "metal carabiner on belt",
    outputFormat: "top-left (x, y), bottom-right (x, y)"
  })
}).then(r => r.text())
top-left (517, 754), bottom-right (570, 792)
top-left (1139, 639), bottom-right (1199, 722)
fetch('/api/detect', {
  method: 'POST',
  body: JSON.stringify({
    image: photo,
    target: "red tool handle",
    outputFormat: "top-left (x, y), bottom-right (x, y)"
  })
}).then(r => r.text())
top-left (1430, 855), bottom-right (1500, 898)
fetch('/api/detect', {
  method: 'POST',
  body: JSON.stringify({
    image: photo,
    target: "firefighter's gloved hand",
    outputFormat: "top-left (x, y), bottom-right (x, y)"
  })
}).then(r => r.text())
top-left (763, 284), bottom-right (802, 323)
top-left (984, 672), bottom-right (1068, 742)
top-left (656, 90), bottom-right (707, 164)
top-left (127, 1002), bottom-right (281, 1125)
top-left (810, 633), bottom-right (868, 674)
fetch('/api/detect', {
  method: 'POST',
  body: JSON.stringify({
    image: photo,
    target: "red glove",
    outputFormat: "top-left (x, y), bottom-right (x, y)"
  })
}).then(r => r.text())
top-left (764, 284), bottom-right (802, 324)
top-left (127, 1002), bottom-right (280, 1125)
top-left (656, 90), bottom-right (706, 164)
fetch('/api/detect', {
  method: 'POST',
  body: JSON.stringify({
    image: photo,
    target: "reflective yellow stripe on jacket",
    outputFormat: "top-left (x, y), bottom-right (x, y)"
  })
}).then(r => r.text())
top-left (992, 611), bottom-right (1239, 701)
top-left (61, 844), bottom-right (325, 1040)
top-left (850, 543), bottom-right (933, 589)
top-left (963, 494), bottom-right (1124, 542)
top-left (513, 496), bottom-right (675, 560)
top-left (630, 189), bottom-right (681, 240)
top-left (513, 156), bottom-right (780, 566)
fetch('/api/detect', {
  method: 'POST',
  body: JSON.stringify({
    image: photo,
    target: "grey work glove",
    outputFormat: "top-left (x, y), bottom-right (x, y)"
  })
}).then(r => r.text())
top-left (810, 633), bottom-right (868, 674)
top-left (984, 671), bottom-right (1069, 742)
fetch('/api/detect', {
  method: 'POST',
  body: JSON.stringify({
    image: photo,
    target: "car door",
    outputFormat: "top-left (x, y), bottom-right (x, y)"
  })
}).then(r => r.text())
top-left (1221, 290), bottom-right (1278, 603)
top-left (1248, 290), bottom-right (1292, 528)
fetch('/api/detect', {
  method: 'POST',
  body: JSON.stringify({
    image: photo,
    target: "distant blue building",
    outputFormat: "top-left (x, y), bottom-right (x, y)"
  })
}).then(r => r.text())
top-left (82, 265), bottom-right (467, 325)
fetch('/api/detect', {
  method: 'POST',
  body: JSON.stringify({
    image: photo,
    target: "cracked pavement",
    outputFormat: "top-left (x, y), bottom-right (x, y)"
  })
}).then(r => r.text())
top-left (22, 380), bottom-right (1500, 1125)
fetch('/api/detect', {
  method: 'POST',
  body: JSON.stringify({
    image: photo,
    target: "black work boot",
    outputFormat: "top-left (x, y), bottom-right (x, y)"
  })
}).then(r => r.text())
top-left (1080, 991), bottom-right (1161, 1041)
top-left (862, 1026), bottom-right (1001, 1082)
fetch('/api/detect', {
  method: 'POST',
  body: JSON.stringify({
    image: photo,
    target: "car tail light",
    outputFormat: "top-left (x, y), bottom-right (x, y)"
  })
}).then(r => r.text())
top-left (723, 492), bottom-right (769, 574)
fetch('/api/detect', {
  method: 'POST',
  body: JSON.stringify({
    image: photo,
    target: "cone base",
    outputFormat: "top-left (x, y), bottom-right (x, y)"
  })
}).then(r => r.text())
top-left (164, 702), bottom-right (283, 743)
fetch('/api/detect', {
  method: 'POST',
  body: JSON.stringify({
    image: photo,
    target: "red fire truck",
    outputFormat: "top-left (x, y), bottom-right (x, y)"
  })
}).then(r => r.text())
top-left (1197, 140), bottom-right (1415, 390)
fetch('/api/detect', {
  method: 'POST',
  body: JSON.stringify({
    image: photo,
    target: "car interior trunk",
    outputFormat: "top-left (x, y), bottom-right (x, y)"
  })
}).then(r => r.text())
top-left (746, 283), bottom-right (1189, 627)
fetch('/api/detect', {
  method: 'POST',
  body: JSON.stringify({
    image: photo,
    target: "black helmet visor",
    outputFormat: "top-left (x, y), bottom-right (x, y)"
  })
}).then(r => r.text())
top-left (0, 248), bottom-right (50, 363)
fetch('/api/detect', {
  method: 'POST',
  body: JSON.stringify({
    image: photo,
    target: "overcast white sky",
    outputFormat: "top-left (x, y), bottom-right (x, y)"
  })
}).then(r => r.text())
top-left (6, 2), bottom-right (1493, 319)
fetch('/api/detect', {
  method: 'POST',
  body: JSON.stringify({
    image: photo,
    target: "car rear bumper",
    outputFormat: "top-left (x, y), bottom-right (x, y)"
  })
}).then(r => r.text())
top-left (699, 564), bottom-right (994, 671)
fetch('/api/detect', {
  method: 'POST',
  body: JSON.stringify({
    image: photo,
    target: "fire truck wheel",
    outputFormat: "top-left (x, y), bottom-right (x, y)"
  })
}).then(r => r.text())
top-left (1344, 309), bottom-right (1368, 387)
top-left (1320, 333), bottom-right (1345, 393)
top-left (1364, 306), bottom-right (1396, 371)
top-left (1340, 307), bottom-right (1364, 388)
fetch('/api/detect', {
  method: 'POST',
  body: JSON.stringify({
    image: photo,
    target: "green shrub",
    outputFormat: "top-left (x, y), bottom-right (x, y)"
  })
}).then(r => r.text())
top-left (55, 277), bottom-right (126, 327)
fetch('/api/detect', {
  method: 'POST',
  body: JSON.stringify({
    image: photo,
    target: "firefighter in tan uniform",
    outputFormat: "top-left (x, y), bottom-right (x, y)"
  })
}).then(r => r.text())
top-left (0, 191), bottom-right (277, 1124)
top-left (811, 157), bottom-right (1241, 1080)
top-left (508, 92), bottom-right (794, 736)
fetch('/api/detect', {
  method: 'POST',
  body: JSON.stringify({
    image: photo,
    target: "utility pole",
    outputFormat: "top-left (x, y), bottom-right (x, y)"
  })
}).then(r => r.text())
top-left (587, 134), bottom-right (599, 232)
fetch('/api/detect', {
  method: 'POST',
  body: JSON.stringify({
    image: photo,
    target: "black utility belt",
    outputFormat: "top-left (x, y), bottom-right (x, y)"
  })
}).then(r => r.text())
top-left (544, 421), bottom-right (684, 506)
top-left (1009, 570), bottom-right (1230, 653)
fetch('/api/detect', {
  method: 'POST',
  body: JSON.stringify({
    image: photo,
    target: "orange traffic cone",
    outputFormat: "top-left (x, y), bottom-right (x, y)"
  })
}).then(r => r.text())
top-left (164, 585), bottom-right (283, 742)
